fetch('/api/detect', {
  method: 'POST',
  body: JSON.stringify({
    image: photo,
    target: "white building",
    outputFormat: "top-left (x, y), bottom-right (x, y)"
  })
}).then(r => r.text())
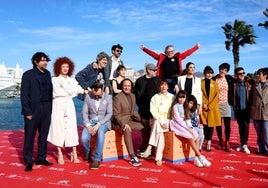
top-left (0, 62), bottom-right (23, 98)
top-left (125, 67), bottom-right (135, 82)
top-left (6, 63), bottom-right (23, 84)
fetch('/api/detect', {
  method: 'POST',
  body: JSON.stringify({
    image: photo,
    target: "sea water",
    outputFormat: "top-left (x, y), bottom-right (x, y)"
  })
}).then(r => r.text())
top-left (0, 97), bottom-right (84, 130)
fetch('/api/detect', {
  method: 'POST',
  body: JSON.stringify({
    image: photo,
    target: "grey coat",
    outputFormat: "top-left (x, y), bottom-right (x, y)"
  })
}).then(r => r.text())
top-left (250, 80), bottom-right (268, 120)
top-left (82, 92), bottom-right (113, 130)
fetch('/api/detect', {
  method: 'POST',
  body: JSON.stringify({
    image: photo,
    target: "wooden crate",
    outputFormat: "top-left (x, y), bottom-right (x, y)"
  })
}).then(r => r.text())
top-left (90, 130), bottom-right (129, 162)
top-left (163, 131), bottom-right (195, 164)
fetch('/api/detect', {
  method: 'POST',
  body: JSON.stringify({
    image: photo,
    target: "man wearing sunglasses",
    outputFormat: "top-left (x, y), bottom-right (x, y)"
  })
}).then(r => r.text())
top-left (233, 67), bottom-right (253, 154)
top-left (105, 44), bottom-right (124, 94)
top-left (133, 63), bottom-right (160, 155)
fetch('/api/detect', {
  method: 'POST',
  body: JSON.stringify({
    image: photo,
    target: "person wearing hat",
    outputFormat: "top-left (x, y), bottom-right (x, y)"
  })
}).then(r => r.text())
top-left (133, 63), bottom-right (161, 154)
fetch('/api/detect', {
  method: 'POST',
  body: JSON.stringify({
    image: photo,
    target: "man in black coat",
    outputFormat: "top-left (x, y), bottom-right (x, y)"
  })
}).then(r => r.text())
top-left (20, 52), bottom-right (53, 172)
top-left (133, 63), bottom-right (160, 154)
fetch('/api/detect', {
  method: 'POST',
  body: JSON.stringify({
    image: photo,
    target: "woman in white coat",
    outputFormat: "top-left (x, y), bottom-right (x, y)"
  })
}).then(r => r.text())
top-left (176, 62), bottom-right (203, 149)
top-left (47, 57), bottom-right (88, 164)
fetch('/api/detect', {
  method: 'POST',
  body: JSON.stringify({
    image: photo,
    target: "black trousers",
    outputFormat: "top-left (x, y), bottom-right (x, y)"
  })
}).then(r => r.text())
top-left (203, 125), bottom-right (222, 141)
top-left (216, 117), bottom-right (231, 141)
top-left (140, 117), bottom-right (151, 151)
top-left (203, 125), bottom-right (214, 140)
top-left (234, 108), bottom-right (250, 146)
top-left (23, 102), bottom-right (51, 164)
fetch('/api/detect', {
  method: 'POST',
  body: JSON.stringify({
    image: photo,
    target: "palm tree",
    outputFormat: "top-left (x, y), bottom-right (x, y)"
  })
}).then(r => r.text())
top-left (222, 19), bottom-right (256, 69)
top-left (258, 8), bottom-right (268, 29)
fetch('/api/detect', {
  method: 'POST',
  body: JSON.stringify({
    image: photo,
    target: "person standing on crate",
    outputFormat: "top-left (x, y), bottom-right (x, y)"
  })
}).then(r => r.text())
top-left (140, 43), bottom-right (200, 94)
top-left (81, 82), bottom-right (113, 170)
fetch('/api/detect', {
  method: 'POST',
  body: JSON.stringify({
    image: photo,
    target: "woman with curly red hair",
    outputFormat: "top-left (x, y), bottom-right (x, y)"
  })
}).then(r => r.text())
top-left (47, 57), bottom-right (88, 165)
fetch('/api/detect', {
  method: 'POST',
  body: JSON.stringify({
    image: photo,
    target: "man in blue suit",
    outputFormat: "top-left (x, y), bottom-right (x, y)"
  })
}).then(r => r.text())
top-left (81, 82), bottom-right (113, 170)
top-left (20, 52), bottom-right (53, 172)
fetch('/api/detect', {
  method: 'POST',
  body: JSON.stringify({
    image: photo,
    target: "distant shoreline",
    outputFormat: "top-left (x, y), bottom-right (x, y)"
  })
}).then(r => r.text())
top-left (0, 97), bottom-right (84, 131)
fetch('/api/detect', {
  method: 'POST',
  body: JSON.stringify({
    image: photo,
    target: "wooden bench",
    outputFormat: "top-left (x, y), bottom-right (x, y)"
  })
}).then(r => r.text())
top-left (90, 130), bottom-right (129, 162)
top-left (163, 131), bottom-right (195, 164)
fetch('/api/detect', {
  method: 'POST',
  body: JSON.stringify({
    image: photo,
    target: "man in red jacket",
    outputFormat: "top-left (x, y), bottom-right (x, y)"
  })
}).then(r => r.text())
top-left (140, 43), bottom-right (200, 94)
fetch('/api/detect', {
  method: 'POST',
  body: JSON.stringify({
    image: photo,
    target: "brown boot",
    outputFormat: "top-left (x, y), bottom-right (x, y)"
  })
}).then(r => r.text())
top-left (218, 139), bottom-right (223, 150)
top-left (205, 140), bottom-right (211, 151)
top-left (225, 141), bottom-right (231, 152)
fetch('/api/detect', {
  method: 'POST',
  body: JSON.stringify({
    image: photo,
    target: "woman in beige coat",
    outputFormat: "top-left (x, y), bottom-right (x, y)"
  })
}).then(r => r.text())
top-left (200, 66), bottom-right (221, 151)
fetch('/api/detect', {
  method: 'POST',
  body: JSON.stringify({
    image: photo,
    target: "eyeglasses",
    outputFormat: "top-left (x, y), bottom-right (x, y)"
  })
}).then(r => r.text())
top-left (150, 69), bottom-right (157, 72)
top-left (40, 58), bottom-right (48, 62)
top-left (116, 50), bottom-right (122, 53)
top-left (166, 50), bottom-right (174, 53)
top-left (236, 72), bottom-right (245, 75)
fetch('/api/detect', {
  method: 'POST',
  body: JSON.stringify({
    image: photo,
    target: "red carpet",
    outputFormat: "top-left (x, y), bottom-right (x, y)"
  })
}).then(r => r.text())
top-left (0, 121), bottom-right (267, 188)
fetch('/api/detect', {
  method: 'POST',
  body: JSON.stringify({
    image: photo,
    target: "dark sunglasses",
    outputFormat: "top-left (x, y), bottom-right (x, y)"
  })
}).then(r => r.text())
top-left (116, 50), bottom-right (122, 53)
top-left (237, 72), bottom-right (245, 75)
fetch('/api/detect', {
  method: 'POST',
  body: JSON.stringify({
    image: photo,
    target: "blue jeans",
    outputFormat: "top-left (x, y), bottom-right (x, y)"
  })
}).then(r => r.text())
top-left (253, 120), bottom-right (268, 153)
top-left (193, 126), bottom-right (204, 150)
top-left (81, 121), bottom-right (109, 161)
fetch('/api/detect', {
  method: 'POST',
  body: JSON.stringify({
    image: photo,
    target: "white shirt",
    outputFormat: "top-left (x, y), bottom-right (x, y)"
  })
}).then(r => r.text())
top-left (109, 56), bottom-right (121, 80)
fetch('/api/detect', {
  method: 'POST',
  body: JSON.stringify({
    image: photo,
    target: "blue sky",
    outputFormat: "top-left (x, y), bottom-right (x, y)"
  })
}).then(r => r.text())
top-left (0, 0), bottom-right (268, 75)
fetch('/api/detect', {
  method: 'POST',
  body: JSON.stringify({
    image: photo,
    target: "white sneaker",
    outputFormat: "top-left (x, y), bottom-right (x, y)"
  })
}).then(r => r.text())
top-left (242, 145), bottom-right (251, 154)
top-left (194, 157), bottom-right (203, 167)
top-left (236, 146), bottom-right (242, 151)
top-left (199, 155), bottom-right (211, 167)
